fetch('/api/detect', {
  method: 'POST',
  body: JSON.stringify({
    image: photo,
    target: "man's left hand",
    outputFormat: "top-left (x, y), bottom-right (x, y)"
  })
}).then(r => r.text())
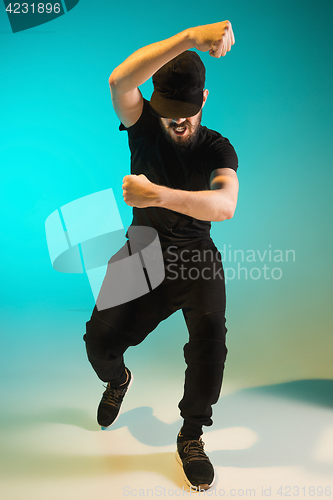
top-left (122, 174), bottom-right (159, 208)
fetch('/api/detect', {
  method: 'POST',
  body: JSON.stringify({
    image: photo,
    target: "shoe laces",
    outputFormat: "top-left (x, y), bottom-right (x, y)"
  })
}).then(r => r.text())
top-left (182, 439), bottom-right (209, 462)
top-left (101, 382), bottom-right (127, 408)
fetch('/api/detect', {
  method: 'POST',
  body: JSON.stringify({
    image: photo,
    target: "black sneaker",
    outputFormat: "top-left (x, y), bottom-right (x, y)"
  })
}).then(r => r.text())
top-left (97, 368), bottom-right (133, 428)
top-left (176, 435), bottom-right (215, 491)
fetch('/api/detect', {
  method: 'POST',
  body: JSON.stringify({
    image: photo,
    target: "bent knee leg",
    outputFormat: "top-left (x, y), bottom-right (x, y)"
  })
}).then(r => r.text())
top-left (84, 314), bottom-right (130, 361)
top-left (186, 310), bottom-right (228, 357)
top-left (184, 311), bottom-right (228, 388)
top-left (83, 315), bottom-right (129, 382)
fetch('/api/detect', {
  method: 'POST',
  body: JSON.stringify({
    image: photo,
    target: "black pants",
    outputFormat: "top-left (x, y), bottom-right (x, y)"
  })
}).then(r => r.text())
top-left (84, 237), bottom-right (228, 438)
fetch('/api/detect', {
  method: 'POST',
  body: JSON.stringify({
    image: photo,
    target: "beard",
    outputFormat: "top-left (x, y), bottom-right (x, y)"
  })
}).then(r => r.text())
top-left (159, 110), bottom-right (202, 150)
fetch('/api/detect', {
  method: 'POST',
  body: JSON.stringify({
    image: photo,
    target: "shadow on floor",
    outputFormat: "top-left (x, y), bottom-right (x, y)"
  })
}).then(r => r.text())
top-left (108, 378), bottom-right (333, 471)
top-left (253, 379), bottom-right (333, 408)
top-left (1, 378), bottom-right (332, 478)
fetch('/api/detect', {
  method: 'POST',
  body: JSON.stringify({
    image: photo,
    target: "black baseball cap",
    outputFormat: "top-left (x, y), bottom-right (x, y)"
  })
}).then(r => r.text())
top-left (150, 51), bottom-right (206, 119)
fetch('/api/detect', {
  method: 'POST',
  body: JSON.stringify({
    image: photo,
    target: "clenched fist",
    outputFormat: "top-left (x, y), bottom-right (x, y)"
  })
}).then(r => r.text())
top-left (122, 174), bottom-right (160, 208)
top-left (189, 21), bottom-right (235, 58)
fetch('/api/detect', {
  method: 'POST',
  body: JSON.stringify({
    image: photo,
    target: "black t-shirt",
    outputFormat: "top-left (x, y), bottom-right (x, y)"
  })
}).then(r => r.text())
top-left (120, 98), bottom-right (238, 246)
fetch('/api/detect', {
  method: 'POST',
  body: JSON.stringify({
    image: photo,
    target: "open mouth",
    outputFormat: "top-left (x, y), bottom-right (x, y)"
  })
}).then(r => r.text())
top-left (172, 125), bottom-right (187, 137)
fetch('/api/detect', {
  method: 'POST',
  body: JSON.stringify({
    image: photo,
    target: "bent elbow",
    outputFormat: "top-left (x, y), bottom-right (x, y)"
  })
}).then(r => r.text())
top-left (215, 206), bottom-right (235, 222)
top-left (109, 68), bottom-right (120, 88)
top-left (109, 72), bottom-right (116, 88)
top-left (213, 190), bottom-right (238, 222)
top-left (226, 207), bottom-right (236, 220)
top-left (224, 198), bottom-right (238, 220)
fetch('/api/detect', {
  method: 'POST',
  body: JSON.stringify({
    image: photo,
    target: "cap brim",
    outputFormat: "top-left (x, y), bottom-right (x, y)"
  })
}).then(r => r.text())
top-left (149, 90), bottom-right (203, 118)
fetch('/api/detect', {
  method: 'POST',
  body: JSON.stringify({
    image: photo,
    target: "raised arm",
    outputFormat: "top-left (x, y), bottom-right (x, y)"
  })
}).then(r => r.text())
top-left (109, 21), bottom-right (235, 127)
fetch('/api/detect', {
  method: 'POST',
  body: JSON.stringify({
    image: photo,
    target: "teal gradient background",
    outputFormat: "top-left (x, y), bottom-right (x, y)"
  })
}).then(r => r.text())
top-left (0, 0), bottom-right (333, 496)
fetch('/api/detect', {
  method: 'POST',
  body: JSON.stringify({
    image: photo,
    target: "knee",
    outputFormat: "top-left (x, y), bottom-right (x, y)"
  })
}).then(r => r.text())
top-left (185, 311), bottom-right (228, 365)
top-left (184, 339), bottom-right (228, 366)
top-left (85, 314), bottom-right (109, 341)
top-left (189, 310), bottom-right (227, 340)
top-left (84, 314), bottom-right (120, 349)
top-left (84, 314), bottom-right (127, 362)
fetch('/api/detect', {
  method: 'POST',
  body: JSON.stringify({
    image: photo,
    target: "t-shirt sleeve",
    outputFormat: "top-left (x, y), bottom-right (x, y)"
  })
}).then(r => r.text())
top-left (208, 136), bottom-right (239, 173)
top-left (119, 98), bottom-right (156, 139)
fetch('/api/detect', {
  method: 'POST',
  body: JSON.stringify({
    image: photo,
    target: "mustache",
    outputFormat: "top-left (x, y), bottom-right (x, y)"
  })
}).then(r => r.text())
top-left (168, 121), bottom-right (191, 129)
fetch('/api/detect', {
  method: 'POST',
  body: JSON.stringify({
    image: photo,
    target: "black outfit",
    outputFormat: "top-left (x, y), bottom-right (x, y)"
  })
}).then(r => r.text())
top-left (84, 98), bottom-right (238, 439)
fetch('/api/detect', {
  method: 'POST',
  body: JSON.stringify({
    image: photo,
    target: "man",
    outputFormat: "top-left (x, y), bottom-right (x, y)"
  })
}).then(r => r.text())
top-left (84, 21), bottom-right (238, 491)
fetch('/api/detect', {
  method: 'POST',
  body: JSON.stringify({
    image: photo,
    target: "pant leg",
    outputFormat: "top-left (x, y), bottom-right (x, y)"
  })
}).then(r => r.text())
top-left (84, 237), bottom-right (227, 428)
top-left (175, 240), bottom-right (227, 438)
top-left (84, 277), bottom-right (174, 384)
top-left (179, 311), bottom-right (228, 438)
top-left (84, 313), bottom-right (131, 384)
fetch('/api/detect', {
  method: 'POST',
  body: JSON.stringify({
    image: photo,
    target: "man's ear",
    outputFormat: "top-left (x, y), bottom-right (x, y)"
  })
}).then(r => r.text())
top-left (202, 89), bottom-right (209, 108)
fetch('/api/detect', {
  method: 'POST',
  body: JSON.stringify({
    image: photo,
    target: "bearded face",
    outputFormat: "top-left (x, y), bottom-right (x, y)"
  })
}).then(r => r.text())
top-left (159, 110), bottom-right (202, 149)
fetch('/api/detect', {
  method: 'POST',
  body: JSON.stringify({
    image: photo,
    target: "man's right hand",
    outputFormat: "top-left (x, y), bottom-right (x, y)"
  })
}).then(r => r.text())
top-left (189, 21), bottom-right (235, 58)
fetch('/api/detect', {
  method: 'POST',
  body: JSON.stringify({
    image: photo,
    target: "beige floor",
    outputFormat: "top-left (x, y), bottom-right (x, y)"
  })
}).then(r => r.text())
top-left (1, 373), bottom-right (332, 500)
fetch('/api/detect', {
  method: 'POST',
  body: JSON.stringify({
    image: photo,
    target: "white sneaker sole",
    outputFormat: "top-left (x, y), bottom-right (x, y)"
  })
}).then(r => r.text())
top-left (175, 450), bottom-right (215, 491)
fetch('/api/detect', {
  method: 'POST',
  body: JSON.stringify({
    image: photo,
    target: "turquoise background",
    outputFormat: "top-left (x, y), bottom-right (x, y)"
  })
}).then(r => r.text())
top-left (1, 0), bottom-right (332, 417)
